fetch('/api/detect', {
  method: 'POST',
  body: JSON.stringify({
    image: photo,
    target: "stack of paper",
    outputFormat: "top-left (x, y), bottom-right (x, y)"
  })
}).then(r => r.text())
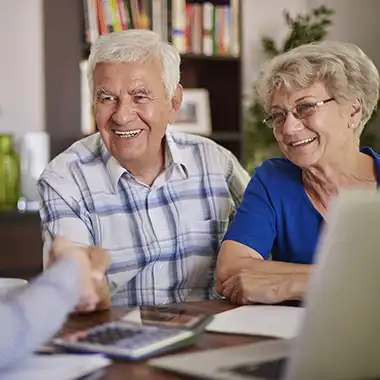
top-left (205, 305), bottom-right (305, 339)
top-left (0, 353), bottom-right (111, 380)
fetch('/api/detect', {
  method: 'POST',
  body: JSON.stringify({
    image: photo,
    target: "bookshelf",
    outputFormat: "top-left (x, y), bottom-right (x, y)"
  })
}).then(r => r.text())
top-left (43, 0), bottom-right (244, 160)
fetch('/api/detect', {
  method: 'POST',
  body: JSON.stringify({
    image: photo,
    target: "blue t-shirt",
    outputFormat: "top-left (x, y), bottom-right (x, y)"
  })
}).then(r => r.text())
top-left (224, 147), bottom-right (380, 264)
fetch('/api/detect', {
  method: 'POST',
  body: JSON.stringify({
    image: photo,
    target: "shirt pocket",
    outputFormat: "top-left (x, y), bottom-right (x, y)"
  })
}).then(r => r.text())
top-left (176, 219), bottom-right (229, 291)
top-left (182, 219), bottom-right (230, 253)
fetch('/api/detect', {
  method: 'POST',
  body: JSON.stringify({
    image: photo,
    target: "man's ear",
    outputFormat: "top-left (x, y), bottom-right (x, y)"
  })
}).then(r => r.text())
top-left (168, 84), bottom-right (183, 124)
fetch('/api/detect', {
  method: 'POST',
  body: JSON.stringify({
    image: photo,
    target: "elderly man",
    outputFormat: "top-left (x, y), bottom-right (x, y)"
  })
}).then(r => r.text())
top-left (38, 29), bottom-right (249, 309)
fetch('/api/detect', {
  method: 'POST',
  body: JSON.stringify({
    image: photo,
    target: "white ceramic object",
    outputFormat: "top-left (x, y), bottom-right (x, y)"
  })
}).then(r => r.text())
top-left (0, 278), bottom-right (28, 297)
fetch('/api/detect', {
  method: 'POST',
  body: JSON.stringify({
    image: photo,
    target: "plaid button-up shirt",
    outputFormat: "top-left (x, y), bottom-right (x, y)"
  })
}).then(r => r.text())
top-left (38, 131), bottom-right (249, 306)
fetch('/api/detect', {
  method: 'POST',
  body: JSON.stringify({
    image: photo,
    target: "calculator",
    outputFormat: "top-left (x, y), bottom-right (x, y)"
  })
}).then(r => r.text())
top-left (53, 308), bottom-right (213, 360)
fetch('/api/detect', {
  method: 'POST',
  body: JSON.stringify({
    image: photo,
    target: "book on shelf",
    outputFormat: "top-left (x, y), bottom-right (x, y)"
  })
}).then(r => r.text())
top-left (83, 0), bottom-right (240, 57)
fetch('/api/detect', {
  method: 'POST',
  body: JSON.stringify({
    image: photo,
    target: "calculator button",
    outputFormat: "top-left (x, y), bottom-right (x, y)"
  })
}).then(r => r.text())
top-left (78, 327), bottom-right (142, 345)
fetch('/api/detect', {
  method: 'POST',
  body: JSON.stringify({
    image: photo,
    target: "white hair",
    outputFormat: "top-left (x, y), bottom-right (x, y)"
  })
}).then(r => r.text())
top-left (87, 29), bottom-right (181, 101)
top-left (256, 41), bottom-right (380, 137)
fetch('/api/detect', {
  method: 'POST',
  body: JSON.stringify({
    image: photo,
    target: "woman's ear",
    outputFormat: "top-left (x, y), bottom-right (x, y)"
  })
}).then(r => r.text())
top-left (349, 98), bottom-right (362, 128)
top-left (168, 84), bottom-right (183, 124)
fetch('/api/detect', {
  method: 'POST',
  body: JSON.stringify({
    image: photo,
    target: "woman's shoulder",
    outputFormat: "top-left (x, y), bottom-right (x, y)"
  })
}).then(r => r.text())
top-left (245, 158), bottom-right (303, 200)
top-left (361, 147), bottom-right (380, 183)
top-left (361, 146), bottom-right (380, 161)
top-left (254, 157), bottom-right (302, 182)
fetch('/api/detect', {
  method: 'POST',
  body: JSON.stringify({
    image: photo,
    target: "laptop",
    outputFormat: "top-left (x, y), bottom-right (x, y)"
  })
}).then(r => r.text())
top-left (149, 189), bottom-right (380, 380)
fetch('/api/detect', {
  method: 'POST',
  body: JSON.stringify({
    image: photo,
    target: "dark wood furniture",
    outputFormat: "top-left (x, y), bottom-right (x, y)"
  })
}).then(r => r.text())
top-left (0, 211), bottom-right (42, 280)
top-left (62, 300), bottom-right (274, 379)
top-left (43, 0), bottom-right (84, 158)
top-left (42, 0), bottom-right (244, 160)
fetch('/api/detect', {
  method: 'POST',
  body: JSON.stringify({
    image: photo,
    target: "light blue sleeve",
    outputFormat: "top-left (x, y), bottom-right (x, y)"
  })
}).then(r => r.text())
top-left (0, 257), bottom-right (82, 370)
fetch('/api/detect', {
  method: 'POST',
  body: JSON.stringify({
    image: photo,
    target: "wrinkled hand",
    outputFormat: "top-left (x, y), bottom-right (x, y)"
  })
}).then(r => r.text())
top-left (78, 245), bottom-right (110, 312)
top-left (49, 237), bottom-right (110, 313)
top-left (221, 270), bottom-right (292, 305)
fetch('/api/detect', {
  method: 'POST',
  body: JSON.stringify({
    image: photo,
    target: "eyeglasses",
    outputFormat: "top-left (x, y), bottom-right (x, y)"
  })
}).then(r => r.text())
top-left (263, 97), bottom-right (335, 129)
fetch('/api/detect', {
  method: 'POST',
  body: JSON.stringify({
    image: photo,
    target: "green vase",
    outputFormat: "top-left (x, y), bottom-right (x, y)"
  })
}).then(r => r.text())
top-left (0, 134), bottom-right (20, 210)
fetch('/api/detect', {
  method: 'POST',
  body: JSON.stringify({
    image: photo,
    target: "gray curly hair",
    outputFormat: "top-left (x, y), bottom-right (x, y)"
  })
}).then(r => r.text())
top-left (255, 40), bottom-right (380, 137)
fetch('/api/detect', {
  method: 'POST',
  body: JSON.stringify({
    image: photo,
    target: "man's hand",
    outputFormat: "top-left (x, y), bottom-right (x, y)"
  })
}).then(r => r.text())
top-left (49, 237), bottom-right (110, 313)
top-left (221, 269), bottom-right (294, 305)
top-left (79, 245), bottom-right (111, 312)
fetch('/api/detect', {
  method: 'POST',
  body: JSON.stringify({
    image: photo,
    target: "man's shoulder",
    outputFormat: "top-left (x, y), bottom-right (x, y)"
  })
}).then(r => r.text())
top-left (40, 133), bottom-right (104, 180)
top-left (168, 131), bottom-right (232, 157)
top-left (168, 130), bottom-right (217, 145)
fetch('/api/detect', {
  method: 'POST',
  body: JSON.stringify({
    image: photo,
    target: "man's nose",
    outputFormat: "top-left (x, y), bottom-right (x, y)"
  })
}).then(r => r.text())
top-left (282, 112), bottom-right (303, 134)
top-left (112, 101), bottom-right (136, 125)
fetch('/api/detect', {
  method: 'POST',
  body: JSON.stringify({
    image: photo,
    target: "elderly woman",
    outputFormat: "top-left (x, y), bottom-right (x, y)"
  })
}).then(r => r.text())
top-left (216, 41), bottom-right (380, 305)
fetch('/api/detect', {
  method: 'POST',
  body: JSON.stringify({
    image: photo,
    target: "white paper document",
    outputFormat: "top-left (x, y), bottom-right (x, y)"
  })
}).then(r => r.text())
top-left (205, 305), bottom-right (305, 339)
top-left (0, 353), bottom-right (111, 380)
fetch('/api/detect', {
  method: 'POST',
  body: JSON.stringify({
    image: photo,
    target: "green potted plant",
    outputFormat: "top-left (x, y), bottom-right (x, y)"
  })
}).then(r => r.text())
top-left (243, 6), bottom-right (335, 173)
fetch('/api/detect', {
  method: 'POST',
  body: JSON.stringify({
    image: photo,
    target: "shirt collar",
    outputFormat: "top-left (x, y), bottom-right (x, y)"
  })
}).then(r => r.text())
top-left (101, 130), bottom-right (189, 192)
top-left (100, 138), bottom-right (127, 192)
top-left (165, 131), bottom-right (189, 178)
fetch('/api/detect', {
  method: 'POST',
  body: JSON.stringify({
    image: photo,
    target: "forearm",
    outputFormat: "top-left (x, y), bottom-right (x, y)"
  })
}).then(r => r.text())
top-left (229, 257), bottom-right (311, 275)
top-left (216, 240), bottom-right (313, 300)
top-left (226, 259), bottom-right (311, 300)
top-left (0, 257), bottom-right (82, 369)
top-left (218, 255), bottom-right (312, 287)
top-left (286, 272), bottom-right (310, 301)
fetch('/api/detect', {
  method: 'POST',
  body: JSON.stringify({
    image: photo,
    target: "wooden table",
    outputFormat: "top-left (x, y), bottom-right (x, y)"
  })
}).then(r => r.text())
top-left (63, 300), bottom-right (274, 379)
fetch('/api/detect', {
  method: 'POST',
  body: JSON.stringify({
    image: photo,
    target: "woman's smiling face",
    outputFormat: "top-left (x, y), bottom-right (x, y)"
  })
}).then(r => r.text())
top-left (270, 82), bottom-right (357, 168)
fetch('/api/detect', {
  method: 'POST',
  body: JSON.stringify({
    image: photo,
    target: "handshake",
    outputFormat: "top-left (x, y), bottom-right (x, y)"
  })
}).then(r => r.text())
top-left (47, 236), bottom-right (111, 313)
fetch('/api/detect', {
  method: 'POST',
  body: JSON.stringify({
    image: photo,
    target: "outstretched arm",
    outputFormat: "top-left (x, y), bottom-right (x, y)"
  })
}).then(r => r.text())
top-left (0, 257), bottom-right (81, 370)
top-left (0, 237), bottom-right (110, 370)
